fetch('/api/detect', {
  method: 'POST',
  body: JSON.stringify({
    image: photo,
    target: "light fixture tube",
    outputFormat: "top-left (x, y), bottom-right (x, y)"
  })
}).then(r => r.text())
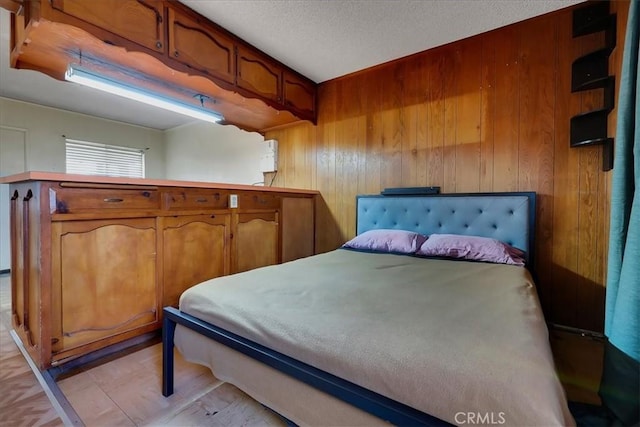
top-left (64, 65), bottom-right (223, 123)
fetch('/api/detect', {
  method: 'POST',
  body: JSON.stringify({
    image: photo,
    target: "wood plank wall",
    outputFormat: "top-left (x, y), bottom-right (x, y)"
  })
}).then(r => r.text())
top-left (265, 2), bottom-right (630, 332)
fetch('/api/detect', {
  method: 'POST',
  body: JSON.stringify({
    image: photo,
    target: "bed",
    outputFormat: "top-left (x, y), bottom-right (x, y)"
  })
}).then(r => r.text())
top-left (162, 192), bottom-right (574, 426)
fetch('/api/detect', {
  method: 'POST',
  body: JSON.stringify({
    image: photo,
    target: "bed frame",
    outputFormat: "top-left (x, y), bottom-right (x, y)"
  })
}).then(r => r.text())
top-left (162, 191), bottom-right (536, 426)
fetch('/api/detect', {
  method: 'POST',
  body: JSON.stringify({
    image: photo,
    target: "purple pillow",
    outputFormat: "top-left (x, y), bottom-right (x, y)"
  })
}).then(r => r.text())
top-left (416, 233), bottom-right (525, 266)
top-left (342, 229), bottom-right (427, 254)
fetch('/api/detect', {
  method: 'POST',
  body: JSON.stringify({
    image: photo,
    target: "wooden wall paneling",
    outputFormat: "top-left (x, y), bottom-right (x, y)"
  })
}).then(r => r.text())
top-left (576, 25), bottom-right (607, 332)
top-left (442, 46), bottom-right (458, 192)
top-left (479, 31), bottom-right (496, 192)
top-left (579, 147), bottom-right (604, 331)
top-left (298, 124), bottom-right (317, 190)
top-left (334, 79), bottom-right (347, 241)
top-left (380, 62), bottom-right (405, 191)
top-left (518, 16), bottom-right (557, 305)
top-left (415, 55), bottom-right (430, 188)
top-left (268, 2), bottom-right (629, 331)
top-left (364, 68), bottom-right (383, 196)
top-left (427, 51), bottom-right (446, 189)
top-left (315, 82), bottom-right (340, 253)
top-left (355, 73), bottom-right (369, 197)
top-left (551, 9), bottom-right (582, 327)
top-left (455, 37), bottom-right (483, 193)
top-left (490, 26), bottom-right (520, 192)
top-left (402, 57), bottom-right (421, 187)
top-left (340, 79), bottom-right (363, 240)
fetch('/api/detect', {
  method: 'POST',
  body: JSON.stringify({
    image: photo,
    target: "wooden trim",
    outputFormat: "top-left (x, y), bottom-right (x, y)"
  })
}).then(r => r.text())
top-left (1, 172), bottom-right (319, 195)
top-left (21, 189), bottom-right (33, 347)
top-left (10, 190), bottom-right (19, 325)
top-left (59, 182), bottom-right (159, 191)
top-left (0, 0), bottom-right (23, 14)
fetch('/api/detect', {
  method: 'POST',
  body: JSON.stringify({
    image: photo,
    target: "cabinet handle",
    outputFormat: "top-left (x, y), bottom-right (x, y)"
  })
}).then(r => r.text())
top-left (156, 41), bottom-right (163, 49)
top-left (174, 51), bottom-right (179, 57)
top-left (103, 198), bottom-right (124, 203)
top-left (195, 198), bottom-right (208, 203)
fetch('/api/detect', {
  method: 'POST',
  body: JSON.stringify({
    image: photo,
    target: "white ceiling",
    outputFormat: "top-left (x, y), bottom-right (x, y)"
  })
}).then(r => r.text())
top-left (0, 1), bottom-right (582, 131)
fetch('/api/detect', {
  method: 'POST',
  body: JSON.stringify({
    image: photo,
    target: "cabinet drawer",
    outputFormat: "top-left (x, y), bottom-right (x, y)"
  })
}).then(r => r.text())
top-left (53, 188), bottom-right (160, 212)
top-left (163, 190), bottom-right (228, 210)
top-left (238, 193), bottom-right (280, 210)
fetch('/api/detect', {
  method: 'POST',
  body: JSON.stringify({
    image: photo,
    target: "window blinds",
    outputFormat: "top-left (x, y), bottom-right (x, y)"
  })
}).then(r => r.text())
top-left (65, 139), bottom-right (145, 178)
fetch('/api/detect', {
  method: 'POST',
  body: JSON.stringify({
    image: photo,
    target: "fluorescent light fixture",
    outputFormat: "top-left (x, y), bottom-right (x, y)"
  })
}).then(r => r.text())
top-left (65, 65), bottom-right (223, 123)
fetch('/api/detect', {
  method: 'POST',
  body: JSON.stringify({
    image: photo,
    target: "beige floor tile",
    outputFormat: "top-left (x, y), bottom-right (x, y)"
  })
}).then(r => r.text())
top-left (0, 353), bottom-right (33, 380)
top-left (58, 370), bottom-right (135, 426)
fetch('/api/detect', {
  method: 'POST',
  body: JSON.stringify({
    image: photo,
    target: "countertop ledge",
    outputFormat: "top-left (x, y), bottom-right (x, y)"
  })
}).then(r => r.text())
top-left (1, 172), bottom-right (318, 195)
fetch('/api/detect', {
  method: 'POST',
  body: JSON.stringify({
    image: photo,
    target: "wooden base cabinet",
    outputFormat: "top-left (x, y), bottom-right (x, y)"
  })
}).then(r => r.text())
top-left (50, 218), bottom-right (159, 363)
top-left (161, 214), bottom-right (230, 308)
top-left (5, 176), bottom-right (315, 369)
top-left (233, 211), bottom-right (279, 274)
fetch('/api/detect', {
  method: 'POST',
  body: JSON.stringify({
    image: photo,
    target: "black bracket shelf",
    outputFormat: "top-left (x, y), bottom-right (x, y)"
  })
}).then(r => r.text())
top-left (570, 1), bottom-right (616, 171)
top-left (571, 49), bottom-right (613, 92)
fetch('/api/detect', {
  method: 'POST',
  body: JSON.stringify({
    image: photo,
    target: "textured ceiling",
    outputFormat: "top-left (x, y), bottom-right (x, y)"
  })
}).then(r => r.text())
top-left (0, 1), bottom-right (582, 130)
top-left (182, 0), bottom-right (583, 83)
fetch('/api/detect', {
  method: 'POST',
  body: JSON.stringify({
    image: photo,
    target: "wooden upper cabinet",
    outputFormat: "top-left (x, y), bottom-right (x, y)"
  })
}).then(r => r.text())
top-left (20, 0), bottom-right (317, 130)
top-left (236, 46), bottom-right (282, 103)
top-left (167, 7), bottom-right (235, 85)
top-left (49, 0), bottom-right (165, 53)
top-left (283, 71), bottom-right (316, 119)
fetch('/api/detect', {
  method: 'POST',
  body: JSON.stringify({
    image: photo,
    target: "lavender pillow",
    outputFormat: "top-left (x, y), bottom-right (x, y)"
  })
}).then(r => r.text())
top-left (416, 233), bottom-right (525, 266)
top-left (342, 229), bottom-right (427, 254)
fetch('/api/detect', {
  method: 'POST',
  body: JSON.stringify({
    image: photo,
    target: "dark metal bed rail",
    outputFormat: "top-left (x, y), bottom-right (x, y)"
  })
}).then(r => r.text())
top-left (162, 306), bottom-right (452, 426)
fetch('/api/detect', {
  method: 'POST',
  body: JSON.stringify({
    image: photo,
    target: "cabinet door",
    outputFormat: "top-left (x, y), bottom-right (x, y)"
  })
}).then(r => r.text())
top-left (236, 46), bottom-right (282, 102)
top-left (50, 0), bottom-right (165, 53)
top-left (283, 71), bottom-right (316, 119)
top-left (162, 214), bottom-right (230, 308)
top-left (51, 218), bottom-right (158, 354)
top-left (167, 8), bottom-right (235, 84)
top-left (281, 197), bottom-right (315, 263)
top-left (233, 211), bottom-right (279, 273)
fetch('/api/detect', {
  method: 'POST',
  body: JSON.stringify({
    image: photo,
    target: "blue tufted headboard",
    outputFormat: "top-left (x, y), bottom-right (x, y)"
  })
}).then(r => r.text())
top-left (356, 192), bottom-right (536, 265)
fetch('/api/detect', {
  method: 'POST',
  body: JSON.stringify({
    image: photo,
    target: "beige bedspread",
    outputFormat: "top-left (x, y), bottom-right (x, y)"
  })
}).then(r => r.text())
top-left (177, 250), bottom-right (574, 426)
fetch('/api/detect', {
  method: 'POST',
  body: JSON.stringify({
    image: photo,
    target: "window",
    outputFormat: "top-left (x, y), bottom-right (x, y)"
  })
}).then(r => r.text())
top-left (65, 139), bottom-right (145, 178)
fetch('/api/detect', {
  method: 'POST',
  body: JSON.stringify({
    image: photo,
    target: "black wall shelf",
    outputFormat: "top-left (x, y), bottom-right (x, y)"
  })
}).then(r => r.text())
top-left (571, 49), bottom-right (613, 91)
top-left (571, 109), bottom-right (611, 146)
top-left (573, 1), bottom-right (612, 37)
top-left (570, 1), bottom-right (616, 171)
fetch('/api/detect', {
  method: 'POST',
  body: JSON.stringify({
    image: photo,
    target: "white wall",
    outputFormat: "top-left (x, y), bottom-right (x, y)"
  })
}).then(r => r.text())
top-left (0, 97), bottom-right (166, 177)
top-left (0, 97), bottom-right (165, 270)
top-left (0, 98), bottom-right (269, 272)
top-left (164, 121), bottom-right (265, 185)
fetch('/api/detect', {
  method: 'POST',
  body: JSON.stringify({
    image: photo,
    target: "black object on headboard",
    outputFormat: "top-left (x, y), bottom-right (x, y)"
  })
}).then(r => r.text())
top-left (381, 186), bottom-right (441, 196)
